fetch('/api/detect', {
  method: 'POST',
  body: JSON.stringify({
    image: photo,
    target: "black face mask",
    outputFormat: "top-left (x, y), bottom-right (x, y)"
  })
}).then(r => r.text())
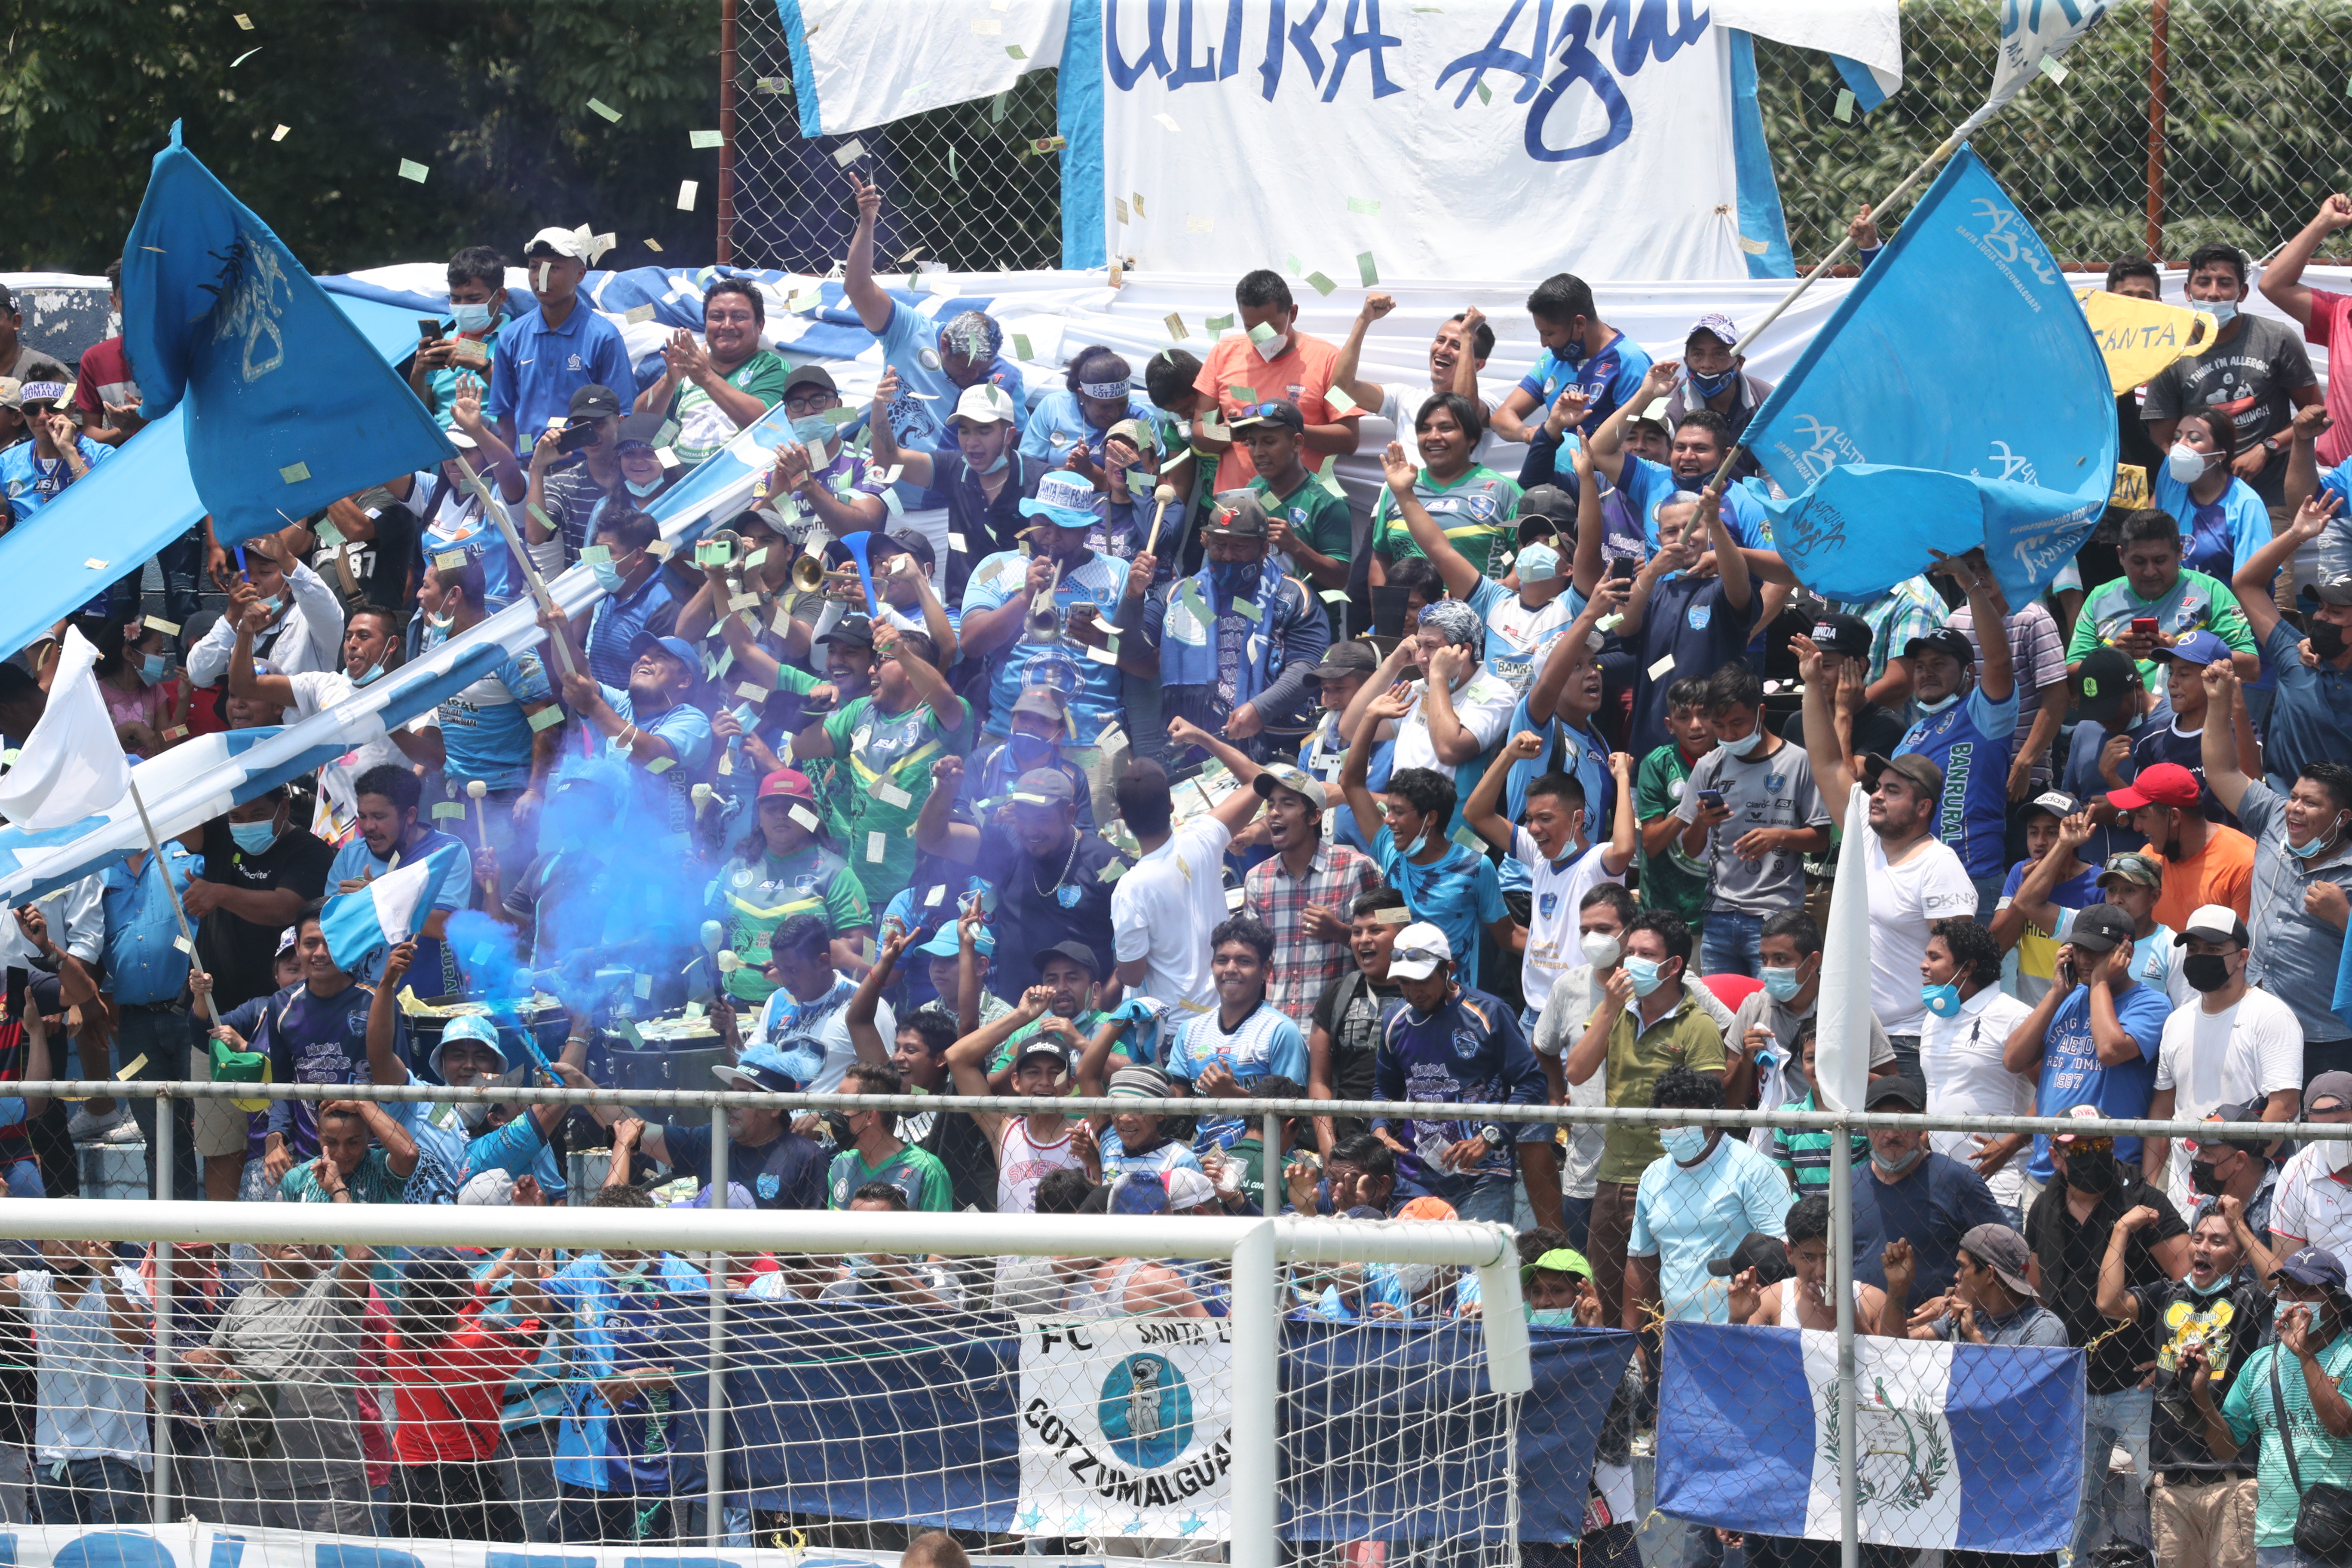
top-left (2190, 1160), bottom-right (2231, 1197)
top-left (2314, 619), bottom-right (2349, 662)
top-left (2183, 953), bottom-right (2234, 994)
top-left (2067, 1150), bottom-right (2117, 1194)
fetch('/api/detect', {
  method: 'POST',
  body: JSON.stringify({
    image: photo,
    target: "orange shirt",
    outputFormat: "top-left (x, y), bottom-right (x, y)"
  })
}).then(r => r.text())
top-left (2149, 822), bottom-right (2257, 934)
top-left (1193, 330), bottom-right (1350, 492)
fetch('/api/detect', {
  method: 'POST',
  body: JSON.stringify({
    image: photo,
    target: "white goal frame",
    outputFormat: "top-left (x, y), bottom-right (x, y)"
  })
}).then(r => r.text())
top-left (0, 1199), bottom-right (1528, 1568)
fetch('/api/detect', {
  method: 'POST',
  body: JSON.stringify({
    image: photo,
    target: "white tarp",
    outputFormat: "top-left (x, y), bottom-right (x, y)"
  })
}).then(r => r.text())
top-left (788, 0), bottom-right (1067, 136)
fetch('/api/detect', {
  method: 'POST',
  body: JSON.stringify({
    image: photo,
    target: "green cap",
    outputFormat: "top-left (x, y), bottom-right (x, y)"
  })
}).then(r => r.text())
top-left (1519, 1247), bottom-right (1592, 1285)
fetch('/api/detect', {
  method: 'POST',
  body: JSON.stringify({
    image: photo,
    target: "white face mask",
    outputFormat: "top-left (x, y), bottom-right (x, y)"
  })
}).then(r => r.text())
top-left (2328, 1138), bottom-right (2352, 1175)
top-left (1253, 331), bottom-right (1290, 362)
top-left (2166, 441), bottom-right (2209, 483)
top-left (1580, 931), bottom-right (1621, 968)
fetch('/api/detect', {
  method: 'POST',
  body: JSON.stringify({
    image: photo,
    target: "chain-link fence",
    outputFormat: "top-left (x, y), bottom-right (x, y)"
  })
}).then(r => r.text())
top-left (725, 0), bottom-right (2352, 278)
top-left (725, 0), bottom-right (1065, 275)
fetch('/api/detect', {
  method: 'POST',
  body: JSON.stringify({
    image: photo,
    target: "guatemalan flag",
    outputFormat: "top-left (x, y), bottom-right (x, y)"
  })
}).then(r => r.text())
top-left (1654, 1322), bottom-right (2083, 1553)
top-left (318, 844), bottom-right (467, 974)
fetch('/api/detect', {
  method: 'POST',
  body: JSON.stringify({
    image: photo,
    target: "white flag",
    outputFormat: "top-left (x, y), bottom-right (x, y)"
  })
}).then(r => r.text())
top-left (1813, 782), bottom-right (1873, 1113)
top-left (0, 626), bottom-right (129, 831)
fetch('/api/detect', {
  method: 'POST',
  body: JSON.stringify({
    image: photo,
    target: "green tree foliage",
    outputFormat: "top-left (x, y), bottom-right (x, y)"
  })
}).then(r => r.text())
top-left (0, 0), bottom-right (718, 275)
top-left (1757, 0), bottom-right (2352, 268)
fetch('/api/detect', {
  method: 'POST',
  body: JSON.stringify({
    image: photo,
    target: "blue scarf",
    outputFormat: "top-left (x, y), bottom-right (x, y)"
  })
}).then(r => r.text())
top-left (1160, 559), bottom-right (1288, 706)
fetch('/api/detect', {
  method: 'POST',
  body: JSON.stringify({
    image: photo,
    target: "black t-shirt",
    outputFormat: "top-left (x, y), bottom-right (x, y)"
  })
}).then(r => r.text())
top-left (1776, 700), bottom-right (1909, 764)
top-left (2028, 1174), bottom-right (2189, 1395)
top-left (971, 823), bottom-right (1122, 1003)
top-left (1309, 968), bottom-right (1403, 1139)
top-left (927, 451), bottom-right (1044, 606)
top-left (195, 819), bottom-right (335, 1010)
top-left (913, 1080), bottom-right (999, 1213)
top-left (2131, 1275), bottom-right (2269, 1476)
top-left (1628, 575), bottom-right (1762, 759)
top-left (659, 1120), bottom-right (825, 1209)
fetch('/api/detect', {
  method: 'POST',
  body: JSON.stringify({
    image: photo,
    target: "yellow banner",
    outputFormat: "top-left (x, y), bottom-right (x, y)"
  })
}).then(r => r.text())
top-left (2076, 288), bottom-right (2212, 395)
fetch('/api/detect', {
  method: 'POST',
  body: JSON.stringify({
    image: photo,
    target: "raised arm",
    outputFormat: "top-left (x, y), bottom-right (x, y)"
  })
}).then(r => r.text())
top-left (867, 369), bottom-right (936, 491)
top-left (913, 755), bottom-right (981, 864)
top-left (1698, 487), bottom-right (1750, 619)
top-left (2259, 194), bottom-right (2352, 327)
top-left (1525, 581), bottom-right (1622, 728)
top-left (2237, 484), bottom-right (2340, 648)
top-left (1794, 634), bottom-right (1857, 809)
top-left (1378, 441), bottom-right (1484, 600)
top-left (1330, 294), bottom-right (1392, 415)
top-left (946, 985), bottom-right (1053, 1145)
top-left (1464, 731), bottom-right (1541, 855)
top-left (1931, 551), bottom-right (2012, 704)
top-left (1335, 637), bottom-right (1415, 751)
top-left (2198, 661), bottom-right (2253, 820)
top-left (842, 174), bottom-right (893, 334)
top-left (1992, 811), bottom-right (2094, 951)
top-left (1586, 361), bottom-right (1677, 484)
top-left (1337, 686), bottom-right (1413, 847)
top-left (846, 926), bottom-right (910, 1066)
top-left (368, 943), bottom-right (416, 1086)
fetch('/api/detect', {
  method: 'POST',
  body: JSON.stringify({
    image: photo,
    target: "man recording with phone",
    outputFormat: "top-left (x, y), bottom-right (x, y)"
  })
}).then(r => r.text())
top-left (186, 530), bottom-right (345, 687)
top-left (523, 384), bottom-right (626, 573)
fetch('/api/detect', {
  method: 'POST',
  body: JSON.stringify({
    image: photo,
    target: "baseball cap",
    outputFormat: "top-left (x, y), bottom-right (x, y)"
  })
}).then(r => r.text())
top-left (457, 1170), bottom-right (516, 1206)
top-left (1203, 490), bottom-right (1271, 539)
top-left (813, 612), bottom-right (875, 650)
top-left (2275, 1245), bottom-right (2350, 1292)
top-left (1164, 1168), bottom-right (1219, 1212)
top-left (949, 383), bottom-right (1020, 428)
top-left (615, 411), bottom-right (671, 450)
top-left (1864, 1075), bottom-right (1926, 1111)
top-left (1010, 686), bottom-right (1070, 724)
top-left (1015, 1037), bottom-right (1078, 1074)
top-left (2072, 646), bottom-right (2142, 727)
top-left (1387, 922), bottom-right (1452, 982)
top-left (1807, 612), bottom-right (1874, 663)
top-left (2176, 903), bottom-right (2251, 948)
top-left (1861, 752), bottom-right (1944, 800)
top-left (1686, 312), bottom-right (1741, 347)
top-left (1104, 416), bottom-right (1162, 457)
top-left (1522, 1247), bottom-right (1594, 1286)
top-left (2306, 1072), bottom-right (2352, 1116)
top-left (1009, 769), bottom-right (1078, 808)
top-left (524, 227), bottom-right (588, 260)
top-left (915, 923), bottom-right (995, 958)
top-left (1959, 1224), bottom-right (2037, 1298)
top-left (2053, 1104), bottom-right (2111, 1148)
top-left (2096, 851), bottom-right (2163, 891)
top-left (1516, 484), bottom-right (1577, 536)
top-left (568, 384), bottom-right (622, 420)
top-left (1109, 1064), bottom-right (1171, 1100)
top-left (2107, 761), bottom-right (2201, 812)
top-left (714, 1042), bottom-right (818, 1094)
top-left (0, 379), bottom-right (22, 413)
top-left (1902, 626), bottom-right (1977, 668)
top-left (444, 427), bottom-right (478, 451)
top-left (1034, 940), bottom-right (1099, 978)
top-left (2302, 571), bottom-right (2352, 610)
top-left (626, 631), bottom-right (698, 675)
top-left (780, 363), bottom-right (837, 398)
top-left (1019, 469), bottom-right (1101, 530)
top-left (274, 926), bottom-right (299, 958)
top-left (2065, 902), bottom-right (2138, 953)
top-left (17, 380), bottom-right (66, 408)
top-left (1230, 400), bottom-right (1305, 435)
top-left (2154, 628), bottom-right (2231, 667)
top-left (1311, 642), bottom-right (1379, 680)
top-left (1109, 1172), bottom-right (1171, 1216)
top-left (1706, 1232), bottom-right (1794, 1285)
top-left (2193, 1098), bottom-right (2275, 1157)
top-left (2022, 790), bottom-right (2079, 821)
top-left (755, 768), bottom-right (816, 803)
top-left (1253, 764), bottom-right (1328, 813)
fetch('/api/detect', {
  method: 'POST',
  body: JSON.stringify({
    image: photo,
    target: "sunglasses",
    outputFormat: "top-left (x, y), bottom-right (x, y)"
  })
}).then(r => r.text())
top-left (2057, 1135), bottom-right (2115, 1155)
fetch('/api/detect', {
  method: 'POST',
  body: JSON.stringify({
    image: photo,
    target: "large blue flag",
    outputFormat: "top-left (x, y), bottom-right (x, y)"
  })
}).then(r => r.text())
top-left (120, 124), bottom-right (453, 545)
top-left (1741, 146), bottom-right (2114, 606)
top-left (1655, 1321), bottom-right (2081, 1554)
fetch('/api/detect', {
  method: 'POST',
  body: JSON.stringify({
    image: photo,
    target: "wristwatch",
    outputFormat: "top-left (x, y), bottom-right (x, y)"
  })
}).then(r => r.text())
top-left (1479, 1123), bottom-right (1505, 1149)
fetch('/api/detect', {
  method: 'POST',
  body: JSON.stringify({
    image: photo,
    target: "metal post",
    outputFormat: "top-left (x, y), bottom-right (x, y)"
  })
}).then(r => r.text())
top-left (717, 0), bottom-right (739, 266)
top-left (1829, 1116), bottom-right (1858, 1568)
top-left (2146, 0), bottom-right (2171, 262)
top-left (151, 1090), bottom-right (173, 1526)
top-left (705, 1106), bottom-right (728, 1546)
top-left (1229, 1221), bottom-right (1277, 1568)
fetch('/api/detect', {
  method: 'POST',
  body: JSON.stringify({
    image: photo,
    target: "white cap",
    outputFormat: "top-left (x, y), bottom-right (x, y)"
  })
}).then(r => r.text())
top-left (949, 382), bottom-right (1019, 428)
top-left (1164, 1167), bottom-right (1219, 1212)
top-left (524, 227), bottom-right (588, 261)
top-left (457, 1170), bottom-right (516, 1206)
top-left (2179, 903), bottom-right (2250, 946)
top-left (1386, 922), bottom-right (1452, 981)
top-left (444, 429), bottom-right (478, 451)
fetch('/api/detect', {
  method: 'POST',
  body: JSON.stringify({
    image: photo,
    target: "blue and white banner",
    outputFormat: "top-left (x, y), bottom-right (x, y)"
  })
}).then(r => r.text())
top-left (1018, 1317), bottom-right (1234, 1539)
top-left (1982, 0), bottom-right (2115, 127)
top-left (1743, 145), bottom-right (2116, 606)
top-left (1093, 0), bottom-right (1899, 282)
top-left (1655, 1321), bottom-right (2082, 1554)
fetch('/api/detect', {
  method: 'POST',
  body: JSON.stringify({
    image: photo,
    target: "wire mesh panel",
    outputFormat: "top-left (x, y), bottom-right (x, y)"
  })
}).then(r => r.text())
top-left (728, 1), bottom-right (1066, 275)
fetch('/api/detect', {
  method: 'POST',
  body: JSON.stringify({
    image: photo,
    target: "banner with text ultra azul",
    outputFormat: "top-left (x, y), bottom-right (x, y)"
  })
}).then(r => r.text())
top-left (1089, 0), bottom-right (1902, 282)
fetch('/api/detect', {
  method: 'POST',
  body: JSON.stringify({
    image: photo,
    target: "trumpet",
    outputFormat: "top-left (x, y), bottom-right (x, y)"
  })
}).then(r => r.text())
top-left (792, 554), bottom-right (827, 593)
top-left (1026, 558), bottom-right (1066, 642)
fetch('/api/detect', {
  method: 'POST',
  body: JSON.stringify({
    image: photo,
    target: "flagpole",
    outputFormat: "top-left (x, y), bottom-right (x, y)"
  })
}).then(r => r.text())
top-left (126, 778), bottom-right (220, 1032)
top-left (449, 453), bottom-right (583, 682)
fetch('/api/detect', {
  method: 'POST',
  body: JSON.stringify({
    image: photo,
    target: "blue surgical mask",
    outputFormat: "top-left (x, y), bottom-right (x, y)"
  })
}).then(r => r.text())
top-left (1686, 366), bottom-right (1739, 399)
top-left (451, 302), bottom-right (494, 334)
top-left (230, 819), bottom-right (280, 854)
top-left (1622, 956), bottom-right (1666, 997)
top-left (259, 594), bottom-right (285, 616)
top-left (1921, 982), bottom-right (1963, 1019)
top-left (790, 415), bottom-right (835, 447)
top-left (2195, 300), bottom-right (2239, 328)
top-left (1659, 1126), bottom-right (1707, 1162)
top-left (138, 654), bottom-right (166, 684)
top-left (2291, 815), bottom-right (2349, 858)
top-left (976, 449), bottom-right (1011, 476)
top-left (1525, 1308), bottom-right (1581, 1328)
top-left (2185, 1269), bottom-right (2235, 1297)
top-left (1913, 691), bottom-right (1959, 715)
top-left (350, 662), bottom-right (385, 688)
top-left (589, 559), bottom-right (625, 594)
top-left (625, 476), bottom-right (665, 497)
top-left (1721, 727), bottom-right (1765, 757)
top-left (1008, 732), bottom-right (1055, 770)
top-left (1761, 965), bottom-right (1804, 1002)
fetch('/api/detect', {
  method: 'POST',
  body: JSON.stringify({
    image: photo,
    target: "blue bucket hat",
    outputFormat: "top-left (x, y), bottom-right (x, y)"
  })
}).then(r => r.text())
top-left (1018, 469), bottom-right (1103, 531)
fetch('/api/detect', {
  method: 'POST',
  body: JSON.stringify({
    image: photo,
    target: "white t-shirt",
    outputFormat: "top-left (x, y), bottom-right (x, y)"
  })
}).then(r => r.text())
top-left (1467, 579), bottom-right (1579, 695)
top-left (18, 1267), bottom-right (153, 1465)
top-left (1515, 828), bottom-right (1624, 1020)
top-left (286, 669), bottom-right (408, 830)
top-left (1865, 833), bottom-right (1980, 1035)
top-left (2273, 1143), bottom-right (2352, 1255)
top-left (1390, 671), bottom-right (1516, 777)
top-left (1110, 817), bottom-right (1234, 1020)
top-left (2153, 985), bottom-right (2303, 1209)
top-left (1918, 985), bottom-right (2037, 1207)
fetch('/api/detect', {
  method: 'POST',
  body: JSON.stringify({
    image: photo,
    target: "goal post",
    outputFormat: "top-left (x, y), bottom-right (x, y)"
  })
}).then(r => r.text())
top-left (0, 1200), bottom-right (1526, 1568)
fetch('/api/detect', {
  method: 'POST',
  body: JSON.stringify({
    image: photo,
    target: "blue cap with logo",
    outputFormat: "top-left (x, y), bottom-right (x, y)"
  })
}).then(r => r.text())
top-left (2153, 628), bottom-right (2231, 667)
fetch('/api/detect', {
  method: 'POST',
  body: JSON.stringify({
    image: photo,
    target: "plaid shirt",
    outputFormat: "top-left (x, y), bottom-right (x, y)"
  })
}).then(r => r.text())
top-left (1245, 842), bottom-right (1381, 1025)
top-left (1830, 575), bottom-right (1947, 690)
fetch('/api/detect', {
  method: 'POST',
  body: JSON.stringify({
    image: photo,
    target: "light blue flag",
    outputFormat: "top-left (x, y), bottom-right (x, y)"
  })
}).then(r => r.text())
top-left (120, 123), bottom-right (453, 545)
top-left (1655, 1321), bottom-right (2082, 1553)
top-left (1741, 145), bottom-right (2114, 607)
top-left (318, 843), bottom-right (468, 975)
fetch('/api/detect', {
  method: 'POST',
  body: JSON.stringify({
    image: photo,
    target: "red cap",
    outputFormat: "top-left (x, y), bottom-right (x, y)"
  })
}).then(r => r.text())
top-left (2108, 761), bottom-right (2201, 812)
top-left (756, 769), bottom-right (816, 802)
